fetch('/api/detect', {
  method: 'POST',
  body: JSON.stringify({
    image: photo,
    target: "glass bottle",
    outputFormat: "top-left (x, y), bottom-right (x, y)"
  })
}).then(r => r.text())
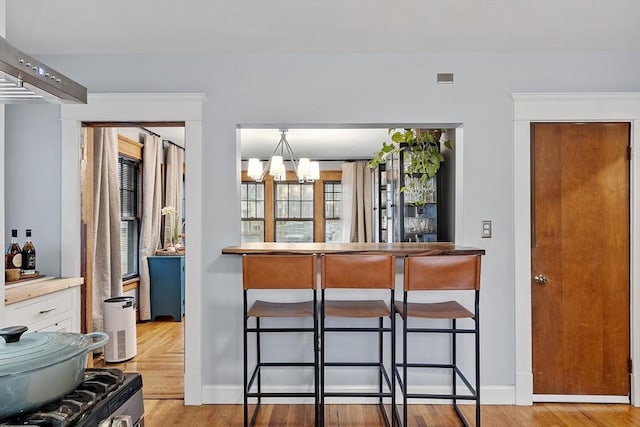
top-left (21, 229), bottom-right (36, 275)
top-left (6, 229), bottom-right (22, 269)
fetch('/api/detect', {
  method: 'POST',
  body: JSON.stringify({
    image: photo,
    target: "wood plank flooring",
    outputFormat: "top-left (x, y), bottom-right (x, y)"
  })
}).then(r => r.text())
top-left (96, 319), bottom-right (640, 426)
top-left (94, 317), bottom-right (184, 399)
top-left (144, 401), bottom-right (640, 426)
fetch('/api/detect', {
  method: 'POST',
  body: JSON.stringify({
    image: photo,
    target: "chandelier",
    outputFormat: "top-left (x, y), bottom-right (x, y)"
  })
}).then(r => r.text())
top-left (247, 129), bottom-right (320, 182)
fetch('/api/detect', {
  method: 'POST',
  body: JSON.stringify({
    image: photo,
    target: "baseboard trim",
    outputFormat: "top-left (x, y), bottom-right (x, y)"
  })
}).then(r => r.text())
top-left (533, 394), bottom-right (629, 404)
top-left (202, 385), bottom-right (516, 405)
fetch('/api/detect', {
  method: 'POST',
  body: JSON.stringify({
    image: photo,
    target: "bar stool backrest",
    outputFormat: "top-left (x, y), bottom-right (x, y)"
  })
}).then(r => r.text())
top-left (242, 254), bottom-right (317, 290)
top-left (321, 254), bottom-right (395, 289)
top-left (404, 255), bottom-right (481, 291)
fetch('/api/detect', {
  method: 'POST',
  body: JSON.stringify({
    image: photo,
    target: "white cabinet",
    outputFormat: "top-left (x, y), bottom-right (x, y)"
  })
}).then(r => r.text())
top-left (4, 280), bottom-right (81, 333)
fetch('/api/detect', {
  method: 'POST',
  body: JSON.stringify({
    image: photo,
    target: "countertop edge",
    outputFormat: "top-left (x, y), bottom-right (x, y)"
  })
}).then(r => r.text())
top-left (5, 277), bottom-right (84, 305)
top-left (221, 243), bottom-right (485, 256)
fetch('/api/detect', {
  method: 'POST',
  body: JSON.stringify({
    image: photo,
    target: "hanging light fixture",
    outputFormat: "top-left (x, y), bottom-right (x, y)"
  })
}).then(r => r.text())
top-left (247, 129), bottom-right (319, 182)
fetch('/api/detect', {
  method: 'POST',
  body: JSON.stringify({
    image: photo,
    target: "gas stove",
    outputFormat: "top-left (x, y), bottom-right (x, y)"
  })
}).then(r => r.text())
top-left (0, 368), bottom-right (144, 427)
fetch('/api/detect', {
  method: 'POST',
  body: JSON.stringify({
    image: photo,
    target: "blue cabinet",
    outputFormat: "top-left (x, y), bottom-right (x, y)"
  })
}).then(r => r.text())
top-left (147, 255), bottom-right (184, 322)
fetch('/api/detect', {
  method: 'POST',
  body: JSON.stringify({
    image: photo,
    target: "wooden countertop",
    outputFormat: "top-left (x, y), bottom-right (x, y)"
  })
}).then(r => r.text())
top-left (5, 276), bottom-right (84, 305)
top-left (222, 242), bottom-right (485, 256)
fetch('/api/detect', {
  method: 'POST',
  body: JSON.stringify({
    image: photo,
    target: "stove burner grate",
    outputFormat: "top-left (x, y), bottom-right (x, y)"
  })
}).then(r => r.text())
top-left (0, 368), bottom-right (134, 427)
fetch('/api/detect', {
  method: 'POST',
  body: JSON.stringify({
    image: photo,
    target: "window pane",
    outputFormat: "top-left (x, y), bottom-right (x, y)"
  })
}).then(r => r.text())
top-left (276, 221), bottom-right (313, 242)
top-left (324, 181), bottom-right (342, 242)
top-left (325, 201), bottom-right (334, 218)
top-left (249, 202), bottom-right (256, 218)
top-left (275, 183), bottom-right (314, 220)
top-left (241, 182), bottom-right (265, 220)
top-left (276, 184), bottom-right (289, 199)
top-left (302, 184), bottom-right (314, 200)
top-left (289, 184), bottom-right (300, 201)
top-left (120, 220), bottom-right (139, 277)
top-left (301, 201), bottom-right (314, 217)
top-left (276, 201), bottom-right (288, 218)
top-left (289, 202), bottom-right (301, 218)
top-left (119, 157), bottom-right (140, 280)
top-left (241, 220), bottom-right (264, 242)
top-left (241, 201), bottom-right (248, 218)
top-left (325, 220), bottom-right (342, 243)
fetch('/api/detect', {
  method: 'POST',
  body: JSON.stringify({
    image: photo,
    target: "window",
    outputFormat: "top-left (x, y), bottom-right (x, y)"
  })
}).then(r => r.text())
top-left (119, 157), bottom-right (140, 279)
top-left (241, 182), bottom-right (265, 242)
top-left (324, 182), bottom-right (342, 242)
top-left (275, 182), bottom-right (314, 242)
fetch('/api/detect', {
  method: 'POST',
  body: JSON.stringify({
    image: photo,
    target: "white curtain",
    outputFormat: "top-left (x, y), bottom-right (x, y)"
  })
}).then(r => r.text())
top-left (341, 161), bottom-right (373, 242)
top-left (163, 143), bottom-right (184, 247)
top-left (139, 135), bottom-right (164, 321)
top-left (92, 128), bottom-right (122, 332)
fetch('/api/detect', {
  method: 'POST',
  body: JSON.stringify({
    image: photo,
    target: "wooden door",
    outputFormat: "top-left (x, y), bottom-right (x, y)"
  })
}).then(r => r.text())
top-left (531, 122), bottom-right (630, 396)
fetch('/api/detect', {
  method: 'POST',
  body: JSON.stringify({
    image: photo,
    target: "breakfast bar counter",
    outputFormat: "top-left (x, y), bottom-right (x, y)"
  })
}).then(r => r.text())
top-left (221, 242), bottom-right (485, 256)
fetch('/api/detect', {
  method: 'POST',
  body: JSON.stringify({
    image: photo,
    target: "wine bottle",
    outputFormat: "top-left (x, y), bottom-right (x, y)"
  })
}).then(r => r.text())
top-left (21, 229), bottom-right (36, 275)
top-left (6, 229), bottom-right (22, 269)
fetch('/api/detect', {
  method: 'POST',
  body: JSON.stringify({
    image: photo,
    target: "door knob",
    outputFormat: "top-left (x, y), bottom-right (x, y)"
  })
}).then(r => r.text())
top-left (534, 273), bottom-right (548, 285)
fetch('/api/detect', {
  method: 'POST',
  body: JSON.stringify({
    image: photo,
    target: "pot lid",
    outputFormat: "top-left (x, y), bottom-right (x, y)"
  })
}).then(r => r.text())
top-left (0, 326), bottom-right (108, 376)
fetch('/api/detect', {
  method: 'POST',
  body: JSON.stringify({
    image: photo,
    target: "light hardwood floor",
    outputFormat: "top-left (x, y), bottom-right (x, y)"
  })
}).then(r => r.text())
top-left (97, 320), bottom-right (640, 426)
top-left (94, 316), bottom-right (185, 399)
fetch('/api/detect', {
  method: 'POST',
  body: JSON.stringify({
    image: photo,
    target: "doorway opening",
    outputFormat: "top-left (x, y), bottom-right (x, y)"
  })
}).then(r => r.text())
top-left (513, 92), bottom-right (640, 406)
top-left (80, 122), bottom-right (186, 400)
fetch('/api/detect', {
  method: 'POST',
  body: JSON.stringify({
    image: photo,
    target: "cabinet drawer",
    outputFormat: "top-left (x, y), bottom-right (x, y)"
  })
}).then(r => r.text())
top-left (31, 316), bottom-right (73, 333)
top-left (5, 288), bottom-right (74, 328)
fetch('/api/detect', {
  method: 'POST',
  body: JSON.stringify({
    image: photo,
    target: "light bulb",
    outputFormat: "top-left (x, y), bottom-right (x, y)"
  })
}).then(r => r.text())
top-left (298, 158), bottom-right (311, 179)
top-left (269, 155), bottom-right (283, 176)
top-left (309, 161), bottom-right (320, 181)
top-left (247, 158), bottom-right (263, 180)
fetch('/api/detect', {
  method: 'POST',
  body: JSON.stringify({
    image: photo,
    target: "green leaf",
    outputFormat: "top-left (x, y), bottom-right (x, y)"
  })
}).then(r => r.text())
top-left (391, 131), bottom-right (404, 143)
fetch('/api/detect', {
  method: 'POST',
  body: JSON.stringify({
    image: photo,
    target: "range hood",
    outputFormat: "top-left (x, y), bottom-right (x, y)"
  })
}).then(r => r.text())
top-left (0, 36), bottom-right (87, 104)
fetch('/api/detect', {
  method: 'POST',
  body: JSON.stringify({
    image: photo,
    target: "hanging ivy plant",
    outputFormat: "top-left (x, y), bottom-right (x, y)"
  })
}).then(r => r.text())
top-left (368, 128), bottom-right (452, 207)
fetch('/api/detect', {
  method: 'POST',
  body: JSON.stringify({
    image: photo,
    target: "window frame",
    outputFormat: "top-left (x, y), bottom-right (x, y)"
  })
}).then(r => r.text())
top-left (240, 181), bottom-right (266, 242)
top-left (118, 155), bottom-right (141, 281)
top-left (274, 181), bottom-right (315, 242)
top-left (118, 134), bottom-right (143, 282)
top-left (241, 169), bottom-right (342, 242)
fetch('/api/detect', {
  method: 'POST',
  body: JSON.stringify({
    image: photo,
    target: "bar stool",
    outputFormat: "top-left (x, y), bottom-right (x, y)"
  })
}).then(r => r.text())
top-left (320, 254), bottom-right (396, 426)
top-left (395, 254), bottom-right (481, 427)
top-left (242, 254), bottom-right (319, 427)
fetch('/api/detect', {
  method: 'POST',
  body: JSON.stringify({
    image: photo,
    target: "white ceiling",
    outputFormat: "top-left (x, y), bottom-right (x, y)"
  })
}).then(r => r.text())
top-left (240, 127), bottom-right (392, 160)
top-left (6, 0), bottom-right (640, 55)
top-left (7, 0), bottom-right (639, 158)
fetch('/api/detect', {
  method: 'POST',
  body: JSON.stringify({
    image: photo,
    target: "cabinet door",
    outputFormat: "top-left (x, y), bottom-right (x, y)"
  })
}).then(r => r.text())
top-left (5, 286), bottom-right (80, 332)
top-left (148, 256), bottom-right (185, 322)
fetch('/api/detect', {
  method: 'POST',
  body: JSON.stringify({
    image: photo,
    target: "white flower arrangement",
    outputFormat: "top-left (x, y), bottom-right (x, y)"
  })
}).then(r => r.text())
top-left (161, 206), bottom-right (180, 247)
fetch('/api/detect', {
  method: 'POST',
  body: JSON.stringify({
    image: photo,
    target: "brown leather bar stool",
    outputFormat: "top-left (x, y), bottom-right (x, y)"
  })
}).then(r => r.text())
top-left (395, 254), bottom-right (482, 427)
top-left (242, 254), bottom-right (319, 427)
top-left (320, 254), bottom-right (396, 427)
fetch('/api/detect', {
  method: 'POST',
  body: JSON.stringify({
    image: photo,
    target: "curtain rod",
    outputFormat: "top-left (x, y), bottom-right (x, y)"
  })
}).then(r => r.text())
top-left (162, 138), bottom-right (185, 151)
top-left (140, 126), bottom-right (161, 137)
top-left (140, 127), bottom-right (185, 151)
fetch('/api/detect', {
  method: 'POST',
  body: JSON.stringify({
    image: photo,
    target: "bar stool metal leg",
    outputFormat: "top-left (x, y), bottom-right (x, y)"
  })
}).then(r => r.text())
top-left (242, 254), bottom-right (319, 426)
top-left (395, 254), bottom-right (482, 427)
top-left (320, 254), bottom-right (396, 427)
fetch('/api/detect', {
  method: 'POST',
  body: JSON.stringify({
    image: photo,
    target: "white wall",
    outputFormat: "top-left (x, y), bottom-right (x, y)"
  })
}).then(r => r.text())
top-left (0, 0), bottom-right (5, 326)
top-left (4, 51), bottom-right (640, 402)
top-left (5, 105), bottom-right (62, 277)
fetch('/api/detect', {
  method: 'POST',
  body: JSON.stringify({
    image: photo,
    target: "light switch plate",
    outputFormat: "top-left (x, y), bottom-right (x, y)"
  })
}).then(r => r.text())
top-left (481, 220), bottom-right (492, 238)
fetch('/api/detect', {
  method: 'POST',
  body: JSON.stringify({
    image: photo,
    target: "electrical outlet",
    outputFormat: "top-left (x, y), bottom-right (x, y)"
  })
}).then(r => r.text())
top-left (481, 220), bottom-right (492, 238)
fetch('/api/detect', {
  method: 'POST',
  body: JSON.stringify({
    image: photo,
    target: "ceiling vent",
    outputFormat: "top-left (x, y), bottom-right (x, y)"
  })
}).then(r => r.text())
top-left (437, 73), bottom-right (454, 84)
top-left (0, 36), bottom-right (87, 104)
